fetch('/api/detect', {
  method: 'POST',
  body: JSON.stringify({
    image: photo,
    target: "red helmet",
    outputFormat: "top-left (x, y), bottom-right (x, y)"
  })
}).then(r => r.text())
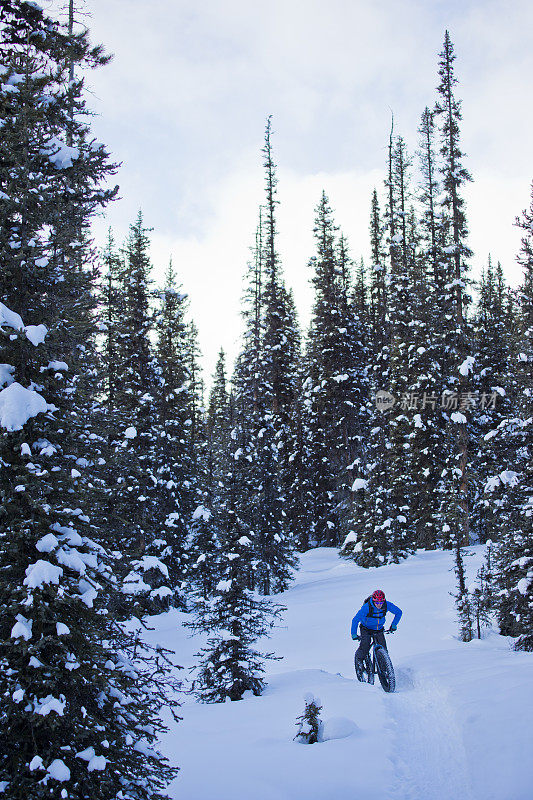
top-left (372, 589), bottom-right (385, 603)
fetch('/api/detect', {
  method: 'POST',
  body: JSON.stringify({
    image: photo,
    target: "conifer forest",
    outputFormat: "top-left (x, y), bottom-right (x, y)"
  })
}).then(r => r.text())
top-left (0, 2), bottom-right (531, 799)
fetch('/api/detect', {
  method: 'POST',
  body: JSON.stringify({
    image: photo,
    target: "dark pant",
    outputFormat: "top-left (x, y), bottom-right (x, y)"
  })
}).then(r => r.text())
top-left (355, 626), bottom-right (387, 663)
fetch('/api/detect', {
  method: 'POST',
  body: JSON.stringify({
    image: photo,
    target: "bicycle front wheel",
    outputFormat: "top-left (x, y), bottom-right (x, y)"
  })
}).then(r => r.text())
top-left (354, 653), bottom-right (365, 682)
top-left (375, 646), bottom-right (395, 693)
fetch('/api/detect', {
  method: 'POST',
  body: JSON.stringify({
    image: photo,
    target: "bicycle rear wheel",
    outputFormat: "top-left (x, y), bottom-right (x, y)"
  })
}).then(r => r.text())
top-left (375, 646), bottom-right (395, 693)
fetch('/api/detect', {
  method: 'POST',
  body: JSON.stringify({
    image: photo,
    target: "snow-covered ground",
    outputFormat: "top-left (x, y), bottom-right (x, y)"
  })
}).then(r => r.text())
top-left (144, 547), bottom-right (532, 800)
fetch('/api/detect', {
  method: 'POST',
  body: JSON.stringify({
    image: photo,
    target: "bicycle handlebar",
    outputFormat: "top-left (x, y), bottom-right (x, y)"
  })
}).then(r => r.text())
top-left (354, 628), bottom-right (396, 641)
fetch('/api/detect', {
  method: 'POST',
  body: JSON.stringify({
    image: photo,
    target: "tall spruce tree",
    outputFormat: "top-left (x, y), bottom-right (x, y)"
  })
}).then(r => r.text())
top-left (383, 136), bottom-right (419, 562)
top-left (106, 212), bottom-right (168, 610)
top-left (187, 350), bottom-right (229, 602)
top-left (230, 120), bottom-right (298, 594)
top-left (305, 192), bottom-right (368, 548)
top-left (345, 128), bottom-right (407, 566)
top-left (368, 188), bottom-right (387, 345)
top-left (255, 118), bottom-right (299, 589)
top-left (0, 3), bottom-right (178, 796)
top-left (471, 257), bottom-right (516, 544)
top-left (151, 260), bottom-right (196, 607)
top-left (189, 394), bottom-right (283, 702)
top-left (484, 183), bottom-right (533, 651)
top-left (433, 33), bottom-right (478, 639)
top-left (433, 30), bottom-right (475, 554)
top-left (206, 348), bottom-right (230, 492)
top-left (413, 106), bottom-right (448, 548)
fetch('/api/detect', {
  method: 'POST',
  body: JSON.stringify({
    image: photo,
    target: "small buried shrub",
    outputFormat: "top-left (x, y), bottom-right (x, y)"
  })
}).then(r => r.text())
top-left (294, 693), bottom-right (323, 744)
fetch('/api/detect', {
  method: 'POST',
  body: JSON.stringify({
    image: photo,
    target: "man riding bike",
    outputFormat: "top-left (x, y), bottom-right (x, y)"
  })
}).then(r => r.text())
top-left (351, 589), bottom-right (402, 673)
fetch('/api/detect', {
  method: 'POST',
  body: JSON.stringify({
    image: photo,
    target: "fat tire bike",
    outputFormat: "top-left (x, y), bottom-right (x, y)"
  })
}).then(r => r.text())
top-left (354, 629), bottom-right (396, 693)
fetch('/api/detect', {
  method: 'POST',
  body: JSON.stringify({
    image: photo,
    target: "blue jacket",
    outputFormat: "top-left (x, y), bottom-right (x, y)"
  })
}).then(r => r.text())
top-left (351, 598), bottom-right (402, 636)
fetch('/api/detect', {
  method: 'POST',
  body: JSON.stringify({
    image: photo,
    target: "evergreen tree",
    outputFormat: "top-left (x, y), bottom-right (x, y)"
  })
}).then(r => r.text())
top-left (0, 4), bottom-right (178, 796)
top-left (106, 212), bottom-right (165, 609)
top-left (471, 257), bottom-right (516, 543)
top-left (454, 545), bottom-right (474, 642)
top-left (484, 183), bottom-right (533, 651)
top-left (151, 260), bottom-right (197, 608)
top-left (470, 546), bottom-right (494, 639)
top-left (189, 414), bottom-right (283, 702)
top-left (368, 188), bottom-right (387, 346)
top-left (345, 130), bottom-right (411, 565)
top-left (305, 192), bottom-right (368, 547)
top-left (294, 694), bottom-right (323, 744)
top-left (383, 136), bottom-right (419, 562)
top-left (255, 118), bottom-right (299, 590)
top-left (187, 350), bottom-right (228, 602)
top-left (206, 348), bottom-right (230, 491)
top-left (433, 31), bottom-right (475, 556)
top-left (100, 229), bottom-right (122, 408)
top-left (413, 106), bottom-right (449, 548)
top-left (229, 120), bottom-right (298, 594)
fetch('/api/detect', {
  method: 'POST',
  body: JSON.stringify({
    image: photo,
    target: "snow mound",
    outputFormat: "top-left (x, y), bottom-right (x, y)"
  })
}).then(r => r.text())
top-left (320, 716), bottom-right (360, 741)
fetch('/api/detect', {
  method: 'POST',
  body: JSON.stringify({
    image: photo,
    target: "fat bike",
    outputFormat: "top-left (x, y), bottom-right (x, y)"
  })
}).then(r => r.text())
top-left (354, 629), bottom-right (396, 693)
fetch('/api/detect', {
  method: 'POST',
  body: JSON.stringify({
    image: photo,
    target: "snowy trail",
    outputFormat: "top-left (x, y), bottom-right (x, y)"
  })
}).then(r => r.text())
top-left (385, 668), bottom-right (475, 800)
top-left (145, 547), bottom-right (532, 800)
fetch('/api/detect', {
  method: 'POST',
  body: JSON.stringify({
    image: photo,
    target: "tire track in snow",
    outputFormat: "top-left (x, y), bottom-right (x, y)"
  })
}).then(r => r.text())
top-left (385, 668), bottom-right (475, 800)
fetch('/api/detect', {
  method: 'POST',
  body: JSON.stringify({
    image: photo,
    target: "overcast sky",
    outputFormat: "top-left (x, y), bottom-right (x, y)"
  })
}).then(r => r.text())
top-left (52, 0), bottom-right (533, 387)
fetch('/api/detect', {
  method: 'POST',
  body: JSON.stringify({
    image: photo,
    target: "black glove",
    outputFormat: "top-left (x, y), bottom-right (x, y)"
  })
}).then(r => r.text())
top-left (388, 625), bottom-right (397, 633)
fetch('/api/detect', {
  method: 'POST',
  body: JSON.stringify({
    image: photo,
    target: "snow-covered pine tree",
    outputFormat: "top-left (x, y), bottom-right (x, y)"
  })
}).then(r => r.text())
top-left (275, 284), bottom-right (311, 550)
top-left (89, 228), bottom-right (129, 588)
top-left (106, 212), bottom-right (172, 611)
top-left (433, 31), bottom-right (475, 564)
top-left (368, 188), bottom-right (387, 348)
top-left (284, 355), bottom-right (315, 552)
top-left (182, 335), bottom-right (221, 609)
top-left (231, 255), bottom-right (291, 595)
top-left (483, 183), bottom-right (533, 651)
top-left (305, 192), bottom-right (368, 548)
top-left (470, 553), bottom-right (494, 639)
top-left (0, 3), bottom-right (178, 795)
top-left (253, 118), bottom-right (299, 590)
top-left (454, 544), bottom-right (474, 642)
top-left (336, 234), bottom-right (370, 515)
top-left (189, 413), bottom-right (283, 702)
top-left (412, 106), bottom-right (449, 549)
top-left (229, 123), bottom-right (298, 595)
top-left (187, 348), bottom-right (228, 601)
top-left (431, 35), bottom-right (476, 644)
top-left (206, 348), bottom-right (231, 490)
top-left (346, 127), bottom-right (407, 566)
top-left (185, 318), bottom-right (206, 461)
top-left (100, 228), bottom-right (122, 411)
top-left (382, 135), bottom-right (420, 562)
top-left (151, 259), bottom-right (197, 608)
top-left (353, 255), bottom-right (368, 325)
top-left (470, 257), bottom-right (516, 544)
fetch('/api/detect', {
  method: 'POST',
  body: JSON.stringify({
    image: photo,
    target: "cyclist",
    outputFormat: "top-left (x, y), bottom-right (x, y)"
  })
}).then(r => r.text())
top-left (351, 589), bottom-right (402, 672)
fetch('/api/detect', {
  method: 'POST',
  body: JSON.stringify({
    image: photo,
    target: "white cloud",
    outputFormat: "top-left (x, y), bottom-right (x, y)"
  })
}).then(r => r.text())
top-left (81, 0), bottom-right (532, 387)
